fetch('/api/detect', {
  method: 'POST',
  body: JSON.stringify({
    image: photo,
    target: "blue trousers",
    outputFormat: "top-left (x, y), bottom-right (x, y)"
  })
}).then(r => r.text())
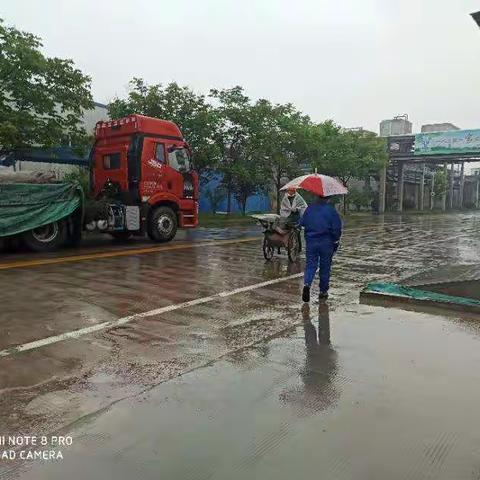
top-left (304, 240), bottom-right (335, 292)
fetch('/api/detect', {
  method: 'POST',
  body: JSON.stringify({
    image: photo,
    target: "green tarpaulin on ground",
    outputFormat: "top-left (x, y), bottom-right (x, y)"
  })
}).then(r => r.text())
top-left (0, 183), bottom-right (82, 237)
top-left (364, 282), bottom-right (480, 308)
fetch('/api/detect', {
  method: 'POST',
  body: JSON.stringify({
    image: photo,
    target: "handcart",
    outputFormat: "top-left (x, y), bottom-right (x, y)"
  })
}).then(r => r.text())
top-left (251, 214), bottom-right (301, 262)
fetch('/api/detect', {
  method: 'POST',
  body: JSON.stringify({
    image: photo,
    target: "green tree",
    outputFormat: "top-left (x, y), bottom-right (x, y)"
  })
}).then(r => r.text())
top-left (308, 123), bottom-right (387, 213)
top-left (109, 79), bottom-right (220, 179)
top-left (433, 170), bottom-right (447, 199)
top-left (0, 19), bottom-right (93, 155)
top-left (209, 86), bottom-right (260, 213)
top-left (210, 87), bottom-right (280, 214)
top-left (248, 99), bottom-right (311, 213)
top-left (347, 186), bottom-right (374, 212)
top-left (205, 185), bottom-right (226, 214)
top-left (310, 123), bottom-right (387, 187)
top-left (230, 156), bottom-right (269, 214)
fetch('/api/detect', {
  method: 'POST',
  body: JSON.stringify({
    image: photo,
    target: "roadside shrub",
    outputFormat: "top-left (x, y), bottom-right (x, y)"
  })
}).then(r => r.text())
top-left (347, 187), bottom-right (373, 212)
top-left (205, 186), bottom-right (226, 214)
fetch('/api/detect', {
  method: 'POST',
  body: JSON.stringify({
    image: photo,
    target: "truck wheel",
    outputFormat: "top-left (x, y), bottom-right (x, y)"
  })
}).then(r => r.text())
top-left (23, 220), bottom-right (67, 252)
top-left (110, 231), bottom-right (132, 241)
top-left (147, 207), bottom-right (177, 243)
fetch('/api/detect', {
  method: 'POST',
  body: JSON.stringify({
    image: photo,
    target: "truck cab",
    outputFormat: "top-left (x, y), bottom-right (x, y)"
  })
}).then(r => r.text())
top-left (90, 114), bottom-right (199, 242)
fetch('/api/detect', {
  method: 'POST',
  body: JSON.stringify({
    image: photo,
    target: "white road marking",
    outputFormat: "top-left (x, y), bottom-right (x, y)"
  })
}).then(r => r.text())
top-left (0, 273), bottom-right (303, 358)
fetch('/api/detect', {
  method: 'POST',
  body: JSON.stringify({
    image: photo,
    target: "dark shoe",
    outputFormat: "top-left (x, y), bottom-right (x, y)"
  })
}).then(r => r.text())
top-left (302, 285), bottom-right (310, 303)
top-left (319, 291), bottom-right (329, 301)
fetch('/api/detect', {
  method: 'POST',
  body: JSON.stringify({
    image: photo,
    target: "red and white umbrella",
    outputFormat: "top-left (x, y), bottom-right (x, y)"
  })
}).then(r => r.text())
top-left (281, 173), bottom-right (348, 197)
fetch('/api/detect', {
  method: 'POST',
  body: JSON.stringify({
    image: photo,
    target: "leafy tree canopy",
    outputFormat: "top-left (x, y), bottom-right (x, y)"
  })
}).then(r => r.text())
top-left (109, 78), bottom-right (221, 177)
top-left (247, 99), bottom-right (312, 212)
top-left (0, 18), bottom-right (93, 154)
top-left (310, 121), bottom-right (388, 186)
top-left (111, 81), bottom-right (389, 214)
top-left (209, 86), bottom-right (264, 213)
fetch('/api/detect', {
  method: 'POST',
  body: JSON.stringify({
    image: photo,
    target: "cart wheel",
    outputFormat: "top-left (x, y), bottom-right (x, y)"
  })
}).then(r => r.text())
top-left (287, 232), bottom-right (300, 262)
top-left (263, 238), bottom-right (274, 260)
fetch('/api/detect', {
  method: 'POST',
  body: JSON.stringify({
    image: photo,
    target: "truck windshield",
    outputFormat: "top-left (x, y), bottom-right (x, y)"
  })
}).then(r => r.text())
top-left (168, 147), bottom-right (191, 172)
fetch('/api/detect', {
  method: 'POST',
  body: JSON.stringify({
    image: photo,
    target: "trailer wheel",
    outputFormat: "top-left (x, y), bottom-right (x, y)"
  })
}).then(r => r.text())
top-left (147, 206), bottom-right (177, 243)
top-left (23, 220), bottom-right (67, 252)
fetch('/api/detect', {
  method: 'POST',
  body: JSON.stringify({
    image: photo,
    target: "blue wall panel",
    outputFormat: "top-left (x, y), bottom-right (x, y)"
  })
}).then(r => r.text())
top-left (200, 173), bottom-right (271, 213)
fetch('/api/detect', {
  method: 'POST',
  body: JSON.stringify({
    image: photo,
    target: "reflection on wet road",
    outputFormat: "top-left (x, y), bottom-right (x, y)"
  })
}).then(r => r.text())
top-left (2, 212), bottom-right (480, 479)
top-left (279, 304), bottom-right (339, 417)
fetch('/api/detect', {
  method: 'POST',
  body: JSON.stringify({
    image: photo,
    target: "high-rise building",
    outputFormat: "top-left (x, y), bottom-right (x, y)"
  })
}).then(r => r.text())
top-left (380, 115), bottom-right (412, 137)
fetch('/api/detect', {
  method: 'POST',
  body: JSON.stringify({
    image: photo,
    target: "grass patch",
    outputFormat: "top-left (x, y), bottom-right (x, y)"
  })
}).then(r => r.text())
top-left (341, 208), bottom-right (480, 217)
top-left (199, 213), bottom-right (258, 227)
top-left (385, 208), bottom-right (480, 216)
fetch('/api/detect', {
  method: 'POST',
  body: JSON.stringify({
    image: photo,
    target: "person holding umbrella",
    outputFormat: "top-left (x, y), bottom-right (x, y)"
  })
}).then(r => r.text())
top-left (281, 173), bottom-right (346, 302)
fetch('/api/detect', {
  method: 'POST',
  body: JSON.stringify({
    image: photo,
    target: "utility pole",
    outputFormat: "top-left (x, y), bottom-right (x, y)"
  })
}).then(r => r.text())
top-left (431, 171), bottom-right (435, 210)
top-left (459, 162), bottom-right (465, 208)
top-left (378, 164), bottom-right (387, 214)
top-left (476, 177), bottom-right (480, 209)
top-left (442, 163), bottom-right (447, 211)
top-left (449, 163), bottom-right (455, 209)
top-left (397, 163), bottom-right (404, 212)
top-left (419, 163), bottom-right (425, 211)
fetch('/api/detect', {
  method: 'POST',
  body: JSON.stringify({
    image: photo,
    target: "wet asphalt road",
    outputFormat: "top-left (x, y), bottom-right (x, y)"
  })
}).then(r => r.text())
top-left (1, 212), bottom-right (480, 479)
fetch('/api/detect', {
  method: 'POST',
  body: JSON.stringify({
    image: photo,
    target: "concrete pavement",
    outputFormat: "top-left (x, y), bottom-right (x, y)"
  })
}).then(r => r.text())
top-left (1, 213), bottom-right (480, 478)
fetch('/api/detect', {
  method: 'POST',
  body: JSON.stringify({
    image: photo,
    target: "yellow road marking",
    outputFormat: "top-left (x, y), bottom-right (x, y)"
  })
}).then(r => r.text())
top-left (0, 237), bottom-right (262, 271)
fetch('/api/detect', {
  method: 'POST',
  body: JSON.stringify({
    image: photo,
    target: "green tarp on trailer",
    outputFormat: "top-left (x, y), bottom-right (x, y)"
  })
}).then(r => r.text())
top-left (0, 183), bottom-right (82, 237)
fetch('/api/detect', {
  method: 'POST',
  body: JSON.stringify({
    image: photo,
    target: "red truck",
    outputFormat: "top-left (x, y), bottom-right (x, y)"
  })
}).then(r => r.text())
top-left (89, 114), bottom-right (198, 241)
top-left (0, 114), bottom-right (199, 252)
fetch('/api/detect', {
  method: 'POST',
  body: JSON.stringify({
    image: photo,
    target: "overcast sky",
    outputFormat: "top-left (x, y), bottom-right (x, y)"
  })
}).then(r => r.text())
top-left (3, 0), bottom-right (480, 134)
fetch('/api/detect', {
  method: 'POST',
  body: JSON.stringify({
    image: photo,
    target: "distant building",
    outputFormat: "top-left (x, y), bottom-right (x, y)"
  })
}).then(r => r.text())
top-left (380, 115), bottom-right (412, 137)
top-left (14, 102), bottom-right (109, 177)
top-left (83, 102), bottom-right (109, 135)
top-left (421, 123), bottom-right (460, 133)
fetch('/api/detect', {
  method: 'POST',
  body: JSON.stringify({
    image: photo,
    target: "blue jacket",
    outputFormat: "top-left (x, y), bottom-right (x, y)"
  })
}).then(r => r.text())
top-left (299, 202), bottom-right (342, 243)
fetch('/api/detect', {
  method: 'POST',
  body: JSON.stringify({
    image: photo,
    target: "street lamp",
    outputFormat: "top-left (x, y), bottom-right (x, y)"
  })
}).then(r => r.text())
top-left (471, 11), bottom-right (480, 28)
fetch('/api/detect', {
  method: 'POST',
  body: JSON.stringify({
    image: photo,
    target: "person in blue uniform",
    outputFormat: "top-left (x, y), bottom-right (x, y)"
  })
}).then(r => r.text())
top-left (299, 196), bottom-right (342, 302)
